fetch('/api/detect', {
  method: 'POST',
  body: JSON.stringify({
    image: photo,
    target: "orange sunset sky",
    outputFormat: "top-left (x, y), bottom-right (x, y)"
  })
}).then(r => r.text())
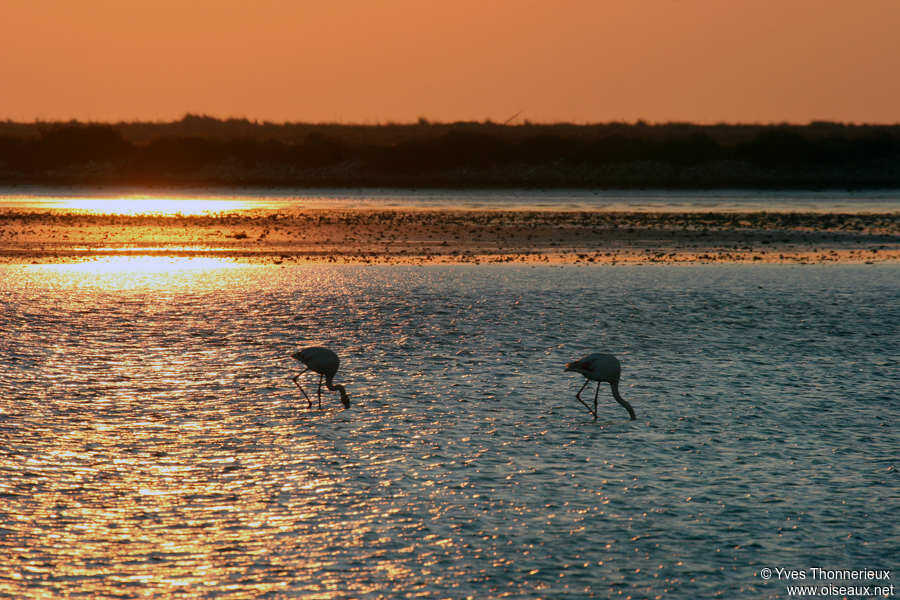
top-left (4, 0), bottom-right (900, 124)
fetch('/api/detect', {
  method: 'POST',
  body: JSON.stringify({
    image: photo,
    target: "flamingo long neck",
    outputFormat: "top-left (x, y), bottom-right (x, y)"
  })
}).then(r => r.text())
top-left (325, 375), bottom-right (350, 408)
top-left (611, 380), bottom-right (636, 420)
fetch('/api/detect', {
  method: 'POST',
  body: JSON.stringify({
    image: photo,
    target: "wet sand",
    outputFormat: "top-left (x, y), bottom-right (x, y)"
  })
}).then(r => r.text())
top-left (1, 208), bottom-right (897, 265)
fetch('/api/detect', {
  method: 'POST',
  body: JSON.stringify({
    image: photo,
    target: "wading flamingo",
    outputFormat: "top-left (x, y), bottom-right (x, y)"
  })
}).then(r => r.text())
top-left (291, 347), bottom-right (350, 409)
top-left (565, 353), bottom-right (635, 421)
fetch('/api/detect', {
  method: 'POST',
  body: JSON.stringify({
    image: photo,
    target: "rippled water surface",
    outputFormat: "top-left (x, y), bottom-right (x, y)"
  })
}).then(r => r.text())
top-left (1, 261), bottom-right (897, 598)
top-left (3, 187), bottom-right (900, 213)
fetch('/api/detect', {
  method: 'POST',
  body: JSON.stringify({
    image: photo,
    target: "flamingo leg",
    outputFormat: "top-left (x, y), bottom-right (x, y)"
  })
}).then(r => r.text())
top-left (575, 379), bottom-right (590, 400)
top-left (317, 374), bottom-right (323, 409)
top-left (593, 382), bottom-right (601, 421)
top-left (574, 379), bottom-right (595, 418)
top-left (292, 368), bottom-right (313, 408)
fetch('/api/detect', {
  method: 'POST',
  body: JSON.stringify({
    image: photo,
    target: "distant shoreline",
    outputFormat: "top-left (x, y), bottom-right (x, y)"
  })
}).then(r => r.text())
top-left (2, 117), bottom-right (900, 190)
top-left (3, 167), bottom-right (900, 191)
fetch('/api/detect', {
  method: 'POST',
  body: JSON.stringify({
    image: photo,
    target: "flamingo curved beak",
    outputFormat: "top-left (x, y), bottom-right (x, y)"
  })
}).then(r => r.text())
top-left (565, 360), bottom-right (591, 372)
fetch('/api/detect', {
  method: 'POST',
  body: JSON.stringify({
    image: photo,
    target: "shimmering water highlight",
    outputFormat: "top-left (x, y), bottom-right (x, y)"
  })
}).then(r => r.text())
top-left (3, 187), bottom-right (900, 213)
top-left (1, 263), bottom-right (897, 598)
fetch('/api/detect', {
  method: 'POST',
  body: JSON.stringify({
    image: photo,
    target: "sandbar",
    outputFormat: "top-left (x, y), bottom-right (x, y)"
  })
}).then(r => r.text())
top-left (1, 208), bottom-right (897, 265)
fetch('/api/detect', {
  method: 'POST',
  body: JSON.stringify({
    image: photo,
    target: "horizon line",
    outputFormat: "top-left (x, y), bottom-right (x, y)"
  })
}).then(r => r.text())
top-left (4, 114), bottom-right (900, 128)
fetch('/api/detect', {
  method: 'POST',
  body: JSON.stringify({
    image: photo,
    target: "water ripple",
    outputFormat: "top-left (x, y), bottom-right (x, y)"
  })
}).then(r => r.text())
top-left (1, 262), bottom-right (897, 598)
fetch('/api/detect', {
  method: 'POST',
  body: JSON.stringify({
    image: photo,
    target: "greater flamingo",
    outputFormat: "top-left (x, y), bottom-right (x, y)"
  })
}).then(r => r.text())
top-left (291, 347), bottom-right (350, 409)
top-left (565, 353), bottom-right (635, 421)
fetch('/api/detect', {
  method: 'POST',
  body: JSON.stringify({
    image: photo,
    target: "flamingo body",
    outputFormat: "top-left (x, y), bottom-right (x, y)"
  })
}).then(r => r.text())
top-left (565, 353), bottom-right (635, 420)
top-left (291, 346), bottom-right (350, 409)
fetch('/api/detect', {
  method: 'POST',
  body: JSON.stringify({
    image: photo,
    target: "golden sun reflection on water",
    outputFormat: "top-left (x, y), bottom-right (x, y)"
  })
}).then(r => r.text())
top-left (32, 255), bottom-right (244, 274)
top-left (7, 414), bottom-right (332, 597)
top-left (14, 196), bottom-right (259, 215)
top-left (26, 256), bottom-right (253, 290)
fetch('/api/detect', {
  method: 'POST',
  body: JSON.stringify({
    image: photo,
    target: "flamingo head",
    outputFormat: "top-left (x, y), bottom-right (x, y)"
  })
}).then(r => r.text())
top-left (565, 359), bottom-right (589, 372)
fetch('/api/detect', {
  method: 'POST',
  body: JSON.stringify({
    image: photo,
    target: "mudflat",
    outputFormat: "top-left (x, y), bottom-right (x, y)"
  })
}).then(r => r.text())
top-left (1, 208), bottom-right (897, 265)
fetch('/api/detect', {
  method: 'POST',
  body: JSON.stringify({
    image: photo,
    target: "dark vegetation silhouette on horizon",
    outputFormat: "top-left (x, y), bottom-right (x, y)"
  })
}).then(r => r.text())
top-left (2, 114), bottom-right (899, 188)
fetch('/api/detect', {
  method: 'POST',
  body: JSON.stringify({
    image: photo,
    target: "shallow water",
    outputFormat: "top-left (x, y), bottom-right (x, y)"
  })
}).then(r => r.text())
top-left (1, 261), bottom-right (897, 598)
top-left (2, 186), bottom-right (900, 213)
